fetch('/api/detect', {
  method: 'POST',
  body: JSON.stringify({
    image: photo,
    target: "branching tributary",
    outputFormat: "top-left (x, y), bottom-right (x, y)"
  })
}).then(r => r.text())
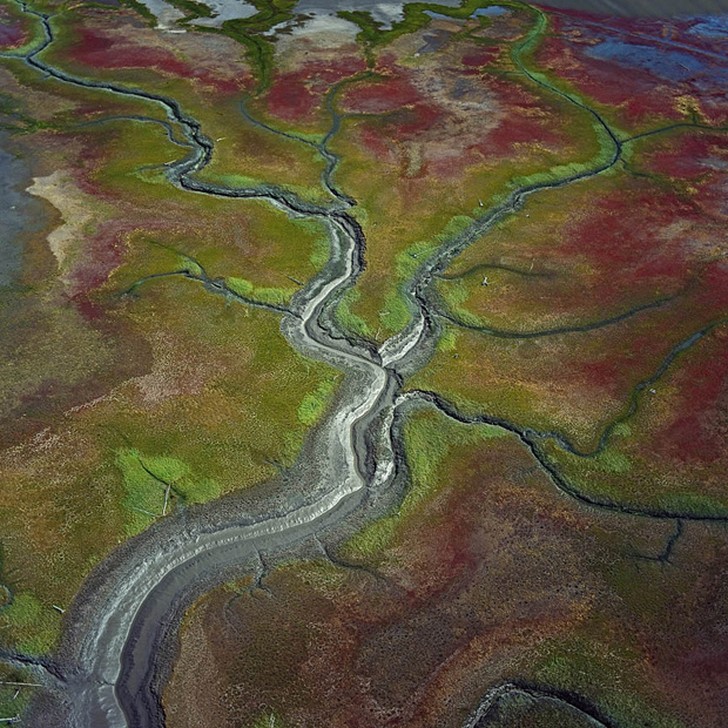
top-left (6, 2), bottom-right (728, 726)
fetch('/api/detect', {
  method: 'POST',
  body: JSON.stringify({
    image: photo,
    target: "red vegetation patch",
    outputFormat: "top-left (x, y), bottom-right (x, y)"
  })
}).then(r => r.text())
top-left (646, 133), bottom-right (719, 179)
top-left (69, 220), bottom-right (129, 298)
top-left (339, 54), bottom-right (568, 173)
top-left (0, 10), bottom-right (27, 49)
top-left (674, 641), bottom-right (728, 686)
top-left (576, 347), bottom-right (646, 397)
top-left (267, 57), bottom-right (366, 122)
top-left (485, 108), bottom-right (554, 153)
top-left (266, 75), bottom-right (317, 121)
top-left (356, 124), bottom-right (395, 162)
top-left (341, 75), bottom-right (424, 114)
top-left (354, 102), bottom-right (445, 153)
top-left (539, 35), bottom-right (682, 125)
top-left (70, 27), bottom-right (245, 94)
top-left (70, 292), bottom-right (107, 322)
top-left (652, 539), bottom-right (728, 726)
top-left (538, 4), bottom-right (664, 34)
top-left (388, 103), bottom-right (444, 138)
top-left (697, 262), bottom-right (728, 311)
top-left (661, 412), bottom-right (720, 464)
top-left (651, 297), bottom-right (728, 462)
top-left (535, 11), bottom-right (728, 127)
top-left (461, 46), bottom-right (500, 68)
top-left (560, 186), bottom-right (696, 296)
top-left (474, 76), bottom-right (563, 155)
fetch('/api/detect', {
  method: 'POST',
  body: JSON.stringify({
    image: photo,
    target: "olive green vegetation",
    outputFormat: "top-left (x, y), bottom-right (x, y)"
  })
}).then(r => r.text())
top-left (0, 593), bottom-right (61, 654)
top-left (118, 0), bottom-right (156, 24)
top-left (379, 288), bottom-right (412, 334)
top-left (658, 491), bottom-right (728, 516)
top-left (0, 2), bottom-right (46, 57)
top-left (0, 51), bottom-right (170, 133)
top-left (396, 215), bottom-right (475, 283)
top-left (344, 408), bottom-right (507, 562)
top-left (334, 288), bottom-right (374, 338)
top-left (0, 299), bottom-right (116, 421)
top-left (0, 110), bottom-right (337, 655)
top-left (400, 13), bottom-right (697, 442)
top-left (199, 131), bottom-right (331, 207)
top-left (516, 1), bottom-right (701, 135)
top-left (110, 211), bottom-right (329, 307)
top-left (166, 0), bottom-right (215, 20)
top-left (409, 300), bottom-right (713, 459)
top-left (0, 90), bottom-right (52, 133)
top-left (297, 373), bottom-right (340, 426)
top-left (505, 4), bottom-right (624, 179)
top-left (0, 665), bottom-right (33, 723)
top-left (3, 0), bottom-right (718, 669)
top-left (0, 565), bottom-right (9, 611)
top-left (592, 449), bottom-right (631, 474)
top-left (435, 278), bottom-right (479, 327)
top-left (226, 276), bottom-right (292, 307)
top-left (532, 636), bottom-right (684, 728)
top-left (35, 17), bottom-right (330, 199)
top-left (249, 711), bottom-right (288, 728)
top-left (339, 0), bottom-right (521, 58)
top-left (547, 435), bottom-right (728, 517)
top-left (110, 280), bottom-right (344, 494)
top-left (66, 122), bottom-right (332, 293)
top-left (432, 170), bottom-right (689, 335)
top-left (332, 3), bottom-right (608, 340)
top-left (379, 215), bottom-right (474, 331)
top-left (214, 0), bottom-right (299, 93)
top-left (437, 326), bottom-right (459, 353)
top-left (36, 0), bottom-right (615, 348)
top-left (533, 322), bottom-right (728, 516)
top-left (539, 441), bottom-right (644, 506)
top-left (63, 0), bottom-right (296, 96)
top-left (0, 285), bottom-right (343, 652)
top-left (480, 2), bottom-right (623, 203)
top-left (116, 449), bottom-right (222, 536)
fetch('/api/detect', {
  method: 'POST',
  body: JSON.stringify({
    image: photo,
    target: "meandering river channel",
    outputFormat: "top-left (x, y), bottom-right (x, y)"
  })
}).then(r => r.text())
top-left (5, 1), bottom-right (728, 726)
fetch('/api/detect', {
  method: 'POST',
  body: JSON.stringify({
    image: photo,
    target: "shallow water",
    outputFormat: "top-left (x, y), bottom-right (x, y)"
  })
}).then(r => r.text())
top-left (296, 0), bottom-right (461, 28)
top-left (538, 0), bottom-right (728, 16)
top-left (425, 5), bottom-right (508, 21)
top-left (135, 0), bottom-right (184, 28)
top-left (134, 0), bottom-right (728, 33)
top-left (585, 37), bottom-right (728, 80)
top-left (192, 0), bottom-right (255, 27)
top-left (0, 134), bottom-right (35, 287)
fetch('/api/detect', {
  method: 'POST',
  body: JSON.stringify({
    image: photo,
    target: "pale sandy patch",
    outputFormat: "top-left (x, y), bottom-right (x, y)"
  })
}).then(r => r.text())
top-left (27, 170), bottom-right (95, 271)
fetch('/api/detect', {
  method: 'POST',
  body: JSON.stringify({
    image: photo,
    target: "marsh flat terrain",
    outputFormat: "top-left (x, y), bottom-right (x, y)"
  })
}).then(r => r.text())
top-left (0, 1), bottom-right (727, 726)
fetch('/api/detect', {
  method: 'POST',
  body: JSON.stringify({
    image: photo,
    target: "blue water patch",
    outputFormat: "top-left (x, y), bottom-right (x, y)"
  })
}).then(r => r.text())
top-left (424, 10), bottom-right (452, 20)
top-left (425, 5), bottom-right (508, 21)
top-left (585, 38), bottom-right (710, 82)
top-left (471, 6), bottom-right (508, 16)
top-left (0, 135), bottom-right (34, 287)
top-left (687, 15), bottom-right (728, 38)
